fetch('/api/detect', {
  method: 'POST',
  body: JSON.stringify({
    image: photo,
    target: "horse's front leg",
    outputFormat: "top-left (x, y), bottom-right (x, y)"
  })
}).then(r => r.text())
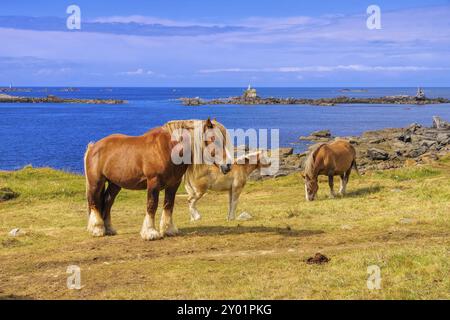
top-left (160, 183), bottom-right (181, 237)
top-left (140, 179), bottom-right (162, 240)
top-left (328, 175), bottom-right (336, 198)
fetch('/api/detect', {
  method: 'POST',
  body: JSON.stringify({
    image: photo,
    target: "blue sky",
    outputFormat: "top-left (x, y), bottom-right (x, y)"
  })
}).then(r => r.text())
top-left (1, 0), bottom-right (450, 86)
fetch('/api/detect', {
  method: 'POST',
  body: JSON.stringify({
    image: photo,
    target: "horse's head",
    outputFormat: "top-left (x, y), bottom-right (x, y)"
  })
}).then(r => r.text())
top-left (301, 172), bottom-right (318, 201)
top-left (165, 118), bottom-right (232, 174)
top-left (202, 117), bottom-right (232, 175)
top-left (241, 150), bottom-right (272, 170)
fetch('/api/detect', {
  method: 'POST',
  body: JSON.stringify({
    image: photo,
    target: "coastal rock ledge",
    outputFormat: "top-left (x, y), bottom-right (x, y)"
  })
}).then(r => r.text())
top-left (251, 116), bottom-right (450, 180)
top-left (0, 94), bottom-right (125, 104)
top-left (180, 95), bottom-right (450, 106)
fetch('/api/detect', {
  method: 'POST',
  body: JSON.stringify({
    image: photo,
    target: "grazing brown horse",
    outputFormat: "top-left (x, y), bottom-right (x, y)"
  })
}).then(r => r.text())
top-left (84, 118), bottom-right (231, 240)
top-left (302, 140), bottom-right (358, 201)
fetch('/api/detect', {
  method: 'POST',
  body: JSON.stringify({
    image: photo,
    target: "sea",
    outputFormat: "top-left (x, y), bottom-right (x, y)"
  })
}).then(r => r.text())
top-left (1, 87), bottom-right (450, 172)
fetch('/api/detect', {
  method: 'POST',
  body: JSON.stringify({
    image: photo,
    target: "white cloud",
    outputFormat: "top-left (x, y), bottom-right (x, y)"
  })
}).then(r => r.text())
top-left (199, 65), bottom-right (450, 73)
top-left (119, 68), bottom-right (154, 76)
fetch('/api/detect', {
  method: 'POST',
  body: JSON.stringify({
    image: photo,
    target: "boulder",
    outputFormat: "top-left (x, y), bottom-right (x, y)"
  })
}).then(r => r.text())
top-left (278, 147), bottom-right (294, 157)
top-left (398, 133), bottom-right (412, 143)
top-left (367, 148), bottom-right (389, 160)
top-left (0, 188), bottom-right (19, 202)
top-left (237, 212), bottom-right (253, 221)
top-left (421, 140), bottom-right (437, 148)
top-left (407, 123), bottom-right (422, 132)
top-left (311, 130), bottom-right (331, 138)
top-left (404, 146), bottom-right (428, 158)
top-left (437, 133), bottom-right (450, 145)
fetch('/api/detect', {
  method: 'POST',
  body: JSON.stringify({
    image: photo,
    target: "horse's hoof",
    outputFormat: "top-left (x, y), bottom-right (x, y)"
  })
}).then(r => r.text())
top-left (162, 226), bottom-right (179, 237)
top-left (140, 228), bottom-right (162, 241)
top-left (105, 227), bottom-right (117, 236)
top-left (91, 225), bottom-right (106, 237)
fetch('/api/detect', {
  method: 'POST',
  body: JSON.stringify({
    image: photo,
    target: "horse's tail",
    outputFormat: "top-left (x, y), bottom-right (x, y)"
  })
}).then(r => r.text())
top-left (84, 142), bottom-right (95, 216)
top-left (352, 159), bottom-right (360, 176)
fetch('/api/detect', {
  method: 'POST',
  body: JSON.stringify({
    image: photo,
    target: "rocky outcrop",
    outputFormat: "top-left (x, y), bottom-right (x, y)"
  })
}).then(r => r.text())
top-left (298, 117), bottom-right (450, 171)
top-left (180, 95), bottom-right (450, 106)
top-left (0, 94), bottom-right (125, 104)
top-left (248, 116), bottom-right (450, 180)
top-left (299, 130), bottom-right (332, 142)
top-left (0, 188), bottom-right (19, 202)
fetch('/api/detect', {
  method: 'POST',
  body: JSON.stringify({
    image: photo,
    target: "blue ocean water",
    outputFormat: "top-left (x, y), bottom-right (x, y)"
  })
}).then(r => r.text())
top-left (1, 87), bottom-right (450, 172)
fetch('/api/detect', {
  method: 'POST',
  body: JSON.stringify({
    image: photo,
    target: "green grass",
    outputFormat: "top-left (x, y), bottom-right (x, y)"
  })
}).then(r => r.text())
top-left (0, 161), bottom-right (449, 300)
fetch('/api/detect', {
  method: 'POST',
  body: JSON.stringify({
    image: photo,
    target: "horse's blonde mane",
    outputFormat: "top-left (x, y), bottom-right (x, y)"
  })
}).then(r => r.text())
top-left (304, 143), bottom-right (326, 178)
top-left (163, 120), bottom-right (197, 133)
top-left (163, 119), bottom-right (230, 172)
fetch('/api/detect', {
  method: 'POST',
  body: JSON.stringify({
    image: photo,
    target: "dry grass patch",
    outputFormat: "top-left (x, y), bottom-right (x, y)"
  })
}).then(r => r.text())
top-left (0, 162), bottom-right (449, 299)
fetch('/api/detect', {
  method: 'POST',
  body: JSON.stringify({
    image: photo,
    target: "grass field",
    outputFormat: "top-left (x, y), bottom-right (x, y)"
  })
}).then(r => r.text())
top-left (1, 159), bottom-right (449, 300)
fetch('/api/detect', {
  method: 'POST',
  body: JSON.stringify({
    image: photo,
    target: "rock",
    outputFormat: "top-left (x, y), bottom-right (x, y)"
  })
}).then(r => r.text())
top-left (405, 146), bottom-right (428, 158)
top-left (437, 133), bottom-right (450, 145)
top-left (367, 148), bottom-right (389, 160)
top-left (407, 123), bottom-right (422, 132)
top-left (278, 147), bottom-right (293, 157)
top-left (311, 130), bottom-right (331, 138)
top-left (399, 218), bottom-right (415, 224)
top-left (421, 140), bottom-right (437, 148)
top-left (306, 253), bottom-right (330, 265)
top-left (340, 225), bottom-right (353, 230)
top-left (237, 212), bottom-right (252, 221)
top-left (0, 188), bottom-right (19, 202)
top-left (432, 116), bottom-right (450, 129)
top-left (8, 228), bottom-right (21, 237)
top-left (398, 133), bottom-right (412, 143)
top-left (369, 138), bottom-right (385, 144)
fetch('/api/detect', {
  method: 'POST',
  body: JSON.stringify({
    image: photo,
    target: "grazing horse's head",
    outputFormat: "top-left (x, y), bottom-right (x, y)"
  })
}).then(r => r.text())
top-left (302, 173), bottom-right (319, 201)
top-left (302, 144), bottom-right (324, 201)
top-left (165, 118), bottom-right (232, 174)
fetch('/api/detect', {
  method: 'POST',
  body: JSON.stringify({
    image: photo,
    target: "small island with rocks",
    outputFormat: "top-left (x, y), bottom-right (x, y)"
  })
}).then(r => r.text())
top-left (0, 93), bottom-right (125, 105)
top-left (180, 87), bottom-right (450, 106)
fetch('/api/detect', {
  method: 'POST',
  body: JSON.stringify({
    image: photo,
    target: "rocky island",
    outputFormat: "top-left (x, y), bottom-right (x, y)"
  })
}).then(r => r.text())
top-left (0, 93), bottom-right (125, 104)
top-left (180, 87), bottom-right (450, 106)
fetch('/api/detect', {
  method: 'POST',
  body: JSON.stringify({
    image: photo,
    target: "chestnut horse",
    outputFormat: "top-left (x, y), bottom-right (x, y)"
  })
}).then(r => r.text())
top-left (302, 140), bottom-right (358, 201)
top-left (84, 118), bottom-right (231, 240)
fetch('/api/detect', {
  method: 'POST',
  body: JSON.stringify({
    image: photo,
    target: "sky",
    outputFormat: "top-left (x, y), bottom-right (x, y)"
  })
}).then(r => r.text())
top-left (1, 0), bottom-right (450, 87)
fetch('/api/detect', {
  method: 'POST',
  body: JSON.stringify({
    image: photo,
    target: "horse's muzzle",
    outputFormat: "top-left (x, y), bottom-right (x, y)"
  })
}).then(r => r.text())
top-left (220, 164), bottom-right (232, 174)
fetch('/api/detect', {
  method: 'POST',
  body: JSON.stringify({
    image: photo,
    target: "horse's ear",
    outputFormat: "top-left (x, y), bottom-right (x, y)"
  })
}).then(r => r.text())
top-left (206, 117), bottom-right (214, 128)
top-left (213, 117), bottom-right (217, 122)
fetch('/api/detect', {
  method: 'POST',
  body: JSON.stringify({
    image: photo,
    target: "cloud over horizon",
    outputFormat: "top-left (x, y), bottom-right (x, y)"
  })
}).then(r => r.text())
top-left (0, 2), bottom-right (450, 86)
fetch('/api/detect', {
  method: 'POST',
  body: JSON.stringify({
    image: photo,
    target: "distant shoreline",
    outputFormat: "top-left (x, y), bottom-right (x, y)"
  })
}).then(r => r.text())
top-left (0, 93), bottom-right (126, 105)
top-left (179, 95), bottom-right (450, 106)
